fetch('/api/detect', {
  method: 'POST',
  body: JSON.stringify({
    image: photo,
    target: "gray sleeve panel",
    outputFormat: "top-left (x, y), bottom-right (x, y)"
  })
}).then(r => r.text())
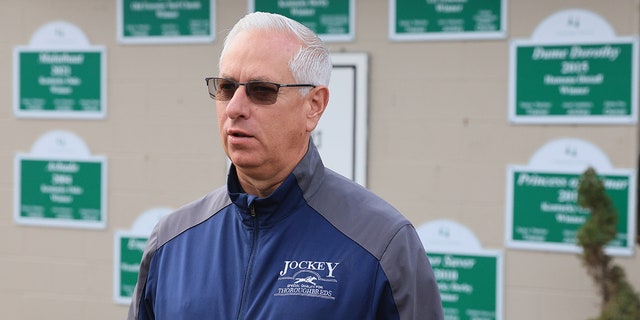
top-left (305, 168), bottom-right (412, 260)
top-left (380, 225), bottom-right (444, 320)
top-left (305, 169), bottom-right (443, 319)
top-left (152, 186), bottom-right (230, 246)
top-left (127, 186), bottom-right (231, 320)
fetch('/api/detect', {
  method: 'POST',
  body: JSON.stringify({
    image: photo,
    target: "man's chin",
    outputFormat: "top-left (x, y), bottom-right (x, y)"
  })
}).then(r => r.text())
top-left (229, 155), bottom-right (261, 169)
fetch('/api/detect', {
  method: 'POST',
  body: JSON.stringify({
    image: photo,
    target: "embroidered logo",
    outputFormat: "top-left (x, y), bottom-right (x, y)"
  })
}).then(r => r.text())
top-left (295, 276), bottom-right (317, 285)
top-left (274, 260), bottom-right (339, 300)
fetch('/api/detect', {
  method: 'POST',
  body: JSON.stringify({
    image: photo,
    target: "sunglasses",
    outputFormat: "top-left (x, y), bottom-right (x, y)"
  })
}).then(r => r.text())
top-left (205, 77), bottom-right (316, 105)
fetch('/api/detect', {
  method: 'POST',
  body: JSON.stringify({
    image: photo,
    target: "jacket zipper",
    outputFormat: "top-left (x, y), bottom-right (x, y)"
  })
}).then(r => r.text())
top-left (237, 203), bottom-right (258, 319)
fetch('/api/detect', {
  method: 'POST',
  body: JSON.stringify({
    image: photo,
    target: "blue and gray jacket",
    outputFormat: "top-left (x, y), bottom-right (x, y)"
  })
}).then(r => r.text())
top-left (128, 142), bottom-right (443, 319)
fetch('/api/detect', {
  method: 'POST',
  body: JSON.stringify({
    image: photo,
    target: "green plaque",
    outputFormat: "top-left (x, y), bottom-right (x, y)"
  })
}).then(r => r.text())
top-left (391, 0), bottom-right (506, 41)
top-left (251, 0), bottom-right (354, 41)
top-left (510, 40), bottom-right (637, 123)
top-left (113, 207), bottom-right (172, 304)
top-left (115, 234), bottom-right (148, 302)
top-left (16, 156), bottom-right (107, 229)
top-left (507, 168), bottom-right (634, 254)
top-left (15, 49), bottom-right (105, 118)
top-left (428, 252), bottom-right (501, 320)
top-left (118, 0), bottom-right (214, 43)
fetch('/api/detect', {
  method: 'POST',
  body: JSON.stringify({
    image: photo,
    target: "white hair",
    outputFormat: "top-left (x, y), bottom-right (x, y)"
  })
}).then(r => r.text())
top-left (219, 12), bottom-right (332, 88)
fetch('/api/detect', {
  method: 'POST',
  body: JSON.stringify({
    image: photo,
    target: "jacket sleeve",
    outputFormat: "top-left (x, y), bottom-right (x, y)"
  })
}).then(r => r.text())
top-left (380, 224), bottom-right (444, 320)
top-left (127, 228), bottom-right (159, 320)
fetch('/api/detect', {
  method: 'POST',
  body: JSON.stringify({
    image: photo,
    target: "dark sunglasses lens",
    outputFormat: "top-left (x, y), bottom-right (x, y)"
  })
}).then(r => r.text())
top-left (246, 82), bottom-right (279, 105)
top-left (212, 78), bottom-right (238, 101)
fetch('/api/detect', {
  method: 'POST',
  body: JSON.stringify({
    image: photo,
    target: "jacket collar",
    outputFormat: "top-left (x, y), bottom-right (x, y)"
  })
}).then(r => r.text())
top-left (227, 139), bottom-right (325, 227)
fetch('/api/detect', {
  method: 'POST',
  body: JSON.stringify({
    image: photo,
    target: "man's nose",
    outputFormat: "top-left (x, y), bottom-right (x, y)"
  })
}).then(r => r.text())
top-left (225, 86), bottom-right (251, 119)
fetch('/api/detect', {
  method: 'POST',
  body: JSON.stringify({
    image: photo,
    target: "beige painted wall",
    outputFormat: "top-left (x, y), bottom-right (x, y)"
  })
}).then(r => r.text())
top-left (0, 0), bottom-right (638, 319)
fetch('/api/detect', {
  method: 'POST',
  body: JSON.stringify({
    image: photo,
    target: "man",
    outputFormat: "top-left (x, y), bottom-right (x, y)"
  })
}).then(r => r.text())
top-left (128, 12), bottom-right (443, 320)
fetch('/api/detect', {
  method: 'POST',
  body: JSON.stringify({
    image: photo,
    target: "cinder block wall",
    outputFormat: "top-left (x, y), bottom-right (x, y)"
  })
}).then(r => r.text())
top-left (0, 1), bottom-right (637, 319)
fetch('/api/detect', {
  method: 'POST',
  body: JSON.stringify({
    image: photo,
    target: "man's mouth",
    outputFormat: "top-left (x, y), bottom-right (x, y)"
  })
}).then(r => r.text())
top-left (228, 130), bottom-right (252, 138)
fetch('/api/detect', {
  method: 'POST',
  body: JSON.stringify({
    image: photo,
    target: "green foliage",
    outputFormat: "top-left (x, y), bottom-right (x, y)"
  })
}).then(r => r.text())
top-left (577, 167), bottom-right (640, 320)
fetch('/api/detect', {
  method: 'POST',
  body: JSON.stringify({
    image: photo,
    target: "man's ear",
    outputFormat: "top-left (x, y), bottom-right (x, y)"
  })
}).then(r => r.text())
top-left (306, 86), bottom-right (329, 132)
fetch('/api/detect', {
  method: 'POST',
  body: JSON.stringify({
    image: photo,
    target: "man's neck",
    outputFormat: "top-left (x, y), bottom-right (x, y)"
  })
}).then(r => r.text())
top-left (233, 139), bottom-right (310, 198)
top-left (236, 171), bottom-right (287, 198)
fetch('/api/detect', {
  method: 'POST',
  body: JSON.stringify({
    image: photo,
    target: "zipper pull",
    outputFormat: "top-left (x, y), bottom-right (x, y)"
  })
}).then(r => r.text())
top-left (250, 203), bottom-right (256, 217)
